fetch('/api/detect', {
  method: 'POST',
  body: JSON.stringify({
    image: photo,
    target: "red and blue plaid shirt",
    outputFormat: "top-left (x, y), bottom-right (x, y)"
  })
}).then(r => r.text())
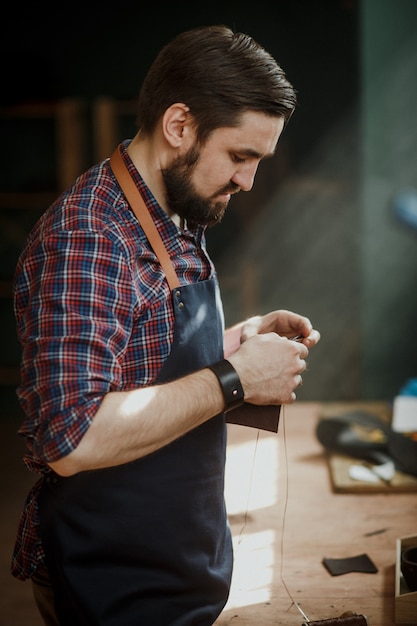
top-left (11, 141), bottom-right (216, 580)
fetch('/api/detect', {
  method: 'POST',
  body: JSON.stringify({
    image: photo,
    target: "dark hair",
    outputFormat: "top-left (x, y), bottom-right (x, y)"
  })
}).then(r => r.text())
top-left (136, 25), bottom-right (297, 143)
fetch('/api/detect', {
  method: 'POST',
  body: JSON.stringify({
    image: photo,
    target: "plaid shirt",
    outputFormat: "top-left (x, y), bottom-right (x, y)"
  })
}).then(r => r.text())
top-left (11, 141), bottom-right (215, 580)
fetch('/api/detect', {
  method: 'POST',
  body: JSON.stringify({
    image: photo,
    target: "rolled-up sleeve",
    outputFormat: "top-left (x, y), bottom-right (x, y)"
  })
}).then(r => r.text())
top-left (15, 229), bottom-right (136, 463)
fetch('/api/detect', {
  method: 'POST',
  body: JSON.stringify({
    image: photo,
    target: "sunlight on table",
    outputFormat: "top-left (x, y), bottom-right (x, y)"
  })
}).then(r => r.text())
top-left (224, 429), bottom-right (283, 609)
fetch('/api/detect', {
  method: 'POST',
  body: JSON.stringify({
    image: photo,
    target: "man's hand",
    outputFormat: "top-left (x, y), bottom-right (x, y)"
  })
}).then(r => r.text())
top-left (227, 331), bottom-right (308, 405)
top-left (225, 309), bottom-right (320, 405)
top-left (240, 309), bottom-right (320, 347)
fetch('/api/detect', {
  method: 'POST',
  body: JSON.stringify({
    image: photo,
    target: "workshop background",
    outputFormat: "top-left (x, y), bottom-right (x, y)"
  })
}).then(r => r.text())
top-left (1, 0), bottom-right (417, 415)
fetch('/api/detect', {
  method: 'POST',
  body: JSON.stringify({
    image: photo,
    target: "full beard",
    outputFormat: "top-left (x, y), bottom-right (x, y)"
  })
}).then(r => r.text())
top-left (161, 146), bottom-right (238, 227)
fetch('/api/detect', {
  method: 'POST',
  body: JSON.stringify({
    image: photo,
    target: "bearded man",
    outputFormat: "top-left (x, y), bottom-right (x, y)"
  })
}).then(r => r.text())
top-left (12, 24), bottom-right (320, 626)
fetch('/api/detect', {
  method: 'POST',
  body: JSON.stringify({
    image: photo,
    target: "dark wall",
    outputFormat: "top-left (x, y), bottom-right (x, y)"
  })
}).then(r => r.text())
top-left (360, 0), bottom-right (417, 398)
top-left (3, 1), bottom-right (358, 159)
top-left (1, 1), bottom-right (360, 413)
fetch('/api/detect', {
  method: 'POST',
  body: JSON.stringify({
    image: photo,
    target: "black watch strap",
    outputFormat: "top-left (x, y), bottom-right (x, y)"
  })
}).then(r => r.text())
top-left (208, 359), bottom-right (245, 413)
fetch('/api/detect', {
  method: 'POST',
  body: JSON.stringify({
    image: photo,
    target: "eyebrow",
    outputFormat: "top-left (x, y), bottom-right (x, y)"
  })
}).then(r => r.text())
top-left (237, 147), bottom-right (276, 160)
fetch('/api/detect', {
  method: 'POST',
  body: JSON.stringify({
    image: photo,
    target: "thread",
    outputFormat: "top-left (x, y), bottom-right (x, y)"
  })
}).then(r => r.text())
top-left (279, 405), bottom-right (311, 621)
top-left (236, 429), bottom-right (260, 544)
top-left (233, 407), bottom-right (310, 620)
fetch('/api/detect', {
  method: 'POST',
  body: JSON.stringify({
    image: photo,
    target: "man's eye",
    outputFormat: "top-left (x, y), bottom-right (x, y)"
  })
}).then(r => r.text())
top-left (232, 154), bottom-right (245, 163)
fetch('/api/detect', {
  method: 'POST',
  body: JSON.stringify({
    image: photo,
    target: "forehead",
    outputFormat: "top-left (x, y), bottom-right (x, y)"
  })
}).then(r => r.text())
top-left (207, 111), bottom-right (285, 159)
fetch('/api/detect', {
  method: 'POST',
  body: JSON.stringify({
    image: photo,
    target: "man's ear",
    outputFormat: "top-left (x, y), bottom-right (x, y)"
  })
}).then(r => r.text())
top-left (162, 103), bottom-right (194, 148)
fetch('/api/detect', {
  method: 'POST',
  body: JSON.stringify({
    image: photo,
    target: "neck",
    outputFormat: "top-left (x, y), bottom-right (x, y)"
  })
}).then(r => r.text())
top-left (127, 133), bottom-right (175, 219)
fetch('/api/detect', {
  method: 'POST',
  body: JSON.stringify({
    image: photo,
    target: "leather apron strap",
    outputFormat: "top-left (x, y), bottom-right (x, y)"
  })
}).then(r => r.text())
top-left (109, 145), bottom-right (282, 434)
top-left (110, 144), bottom-right (180, 291)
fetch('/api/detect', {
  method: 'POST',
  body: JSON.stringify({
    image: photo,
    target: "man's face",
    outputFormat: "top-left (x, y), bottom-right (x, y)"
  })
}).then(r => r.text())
top-left (162, 110), bottom-right (285, 227)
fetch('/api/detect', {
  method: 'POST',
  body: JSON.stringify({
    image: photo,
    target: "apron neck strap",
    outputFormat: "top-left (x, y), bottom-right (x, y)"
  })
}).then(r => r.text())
top-left (110, 144), bottom-right (180, 291)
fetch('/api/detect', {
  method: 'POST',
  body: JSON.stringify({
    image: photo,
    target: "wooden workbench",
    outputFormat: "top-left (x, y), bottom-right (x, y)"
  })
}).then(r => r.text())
top-left (216, 402), bottom-right (417, 626)
top-left (2, 402), bottom-right (416, 625)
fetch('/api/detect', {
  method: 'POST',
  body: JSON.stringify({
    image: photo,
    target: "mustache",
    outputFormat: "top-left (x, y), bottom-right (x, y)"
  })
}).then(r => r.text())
top-left (217, 182), bottom-right (240, 195)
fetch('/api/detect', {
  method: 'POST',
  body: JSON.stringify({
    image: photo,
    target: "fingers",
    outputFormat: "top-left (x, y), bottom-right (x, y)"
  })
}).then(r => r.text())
top-left (285, 369), bottom-right (304, 405)
top-left (240, 310), bottom-right (321, 351)
top-left (289, 367), bottom-right (304, 404)
top-left (275, 337), bottom-right (306, 402)
top-left (303, 328), bottom-right (321, 347)
top-left (291, 338), bottom-right (309, 364)
top-left (298, 354), bottom-right (308, 373)
top-left (240, 315), bottom-right (262, 341)
top-left (229, 329), bottom-right (313, 406)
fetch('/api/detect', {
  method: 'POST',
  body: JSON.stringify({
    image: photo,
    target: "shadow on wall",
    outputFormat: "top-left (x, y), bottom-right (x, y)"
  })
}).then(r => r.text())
top-left (215, 106), bottom-right (362, 402)
top-left (216, 41), bottom-right (417, 403)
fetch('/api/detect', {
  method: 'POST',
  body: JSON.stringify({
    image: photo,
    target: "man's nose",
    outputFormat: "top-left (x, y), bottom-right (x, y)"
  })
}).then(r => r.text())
top-left (232, 162), bottom-right (259, 192)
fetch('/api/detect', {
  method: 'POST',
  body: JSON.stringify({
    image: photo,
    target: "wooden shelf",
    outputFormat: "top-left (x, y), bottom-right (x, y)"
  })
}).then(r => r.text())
top-left (0, 280), bottom-right (13, 298)
top-left (0, 192), bottom-right (56, 210)
top-left (0, 366), bottom-right (20, 386)
top-left (0, 99), bottom-right (87, 193)
top-left (92, 97), bottom-right (136, 161)
top-left (0, 97), bottom-right (137, 389)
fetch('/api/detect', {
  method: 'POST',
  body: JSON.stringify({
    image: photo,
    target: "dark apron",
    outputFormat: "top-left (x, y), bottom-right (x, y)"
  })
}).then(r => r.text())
top-left (38, 276), bottom-right (232, 625)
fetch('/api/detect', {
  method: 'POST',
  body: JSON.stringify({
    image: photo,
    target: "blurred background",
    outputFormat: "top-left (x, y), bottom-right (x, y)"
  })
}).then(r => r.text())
top-left (1, 0), bottom-right (417, 414)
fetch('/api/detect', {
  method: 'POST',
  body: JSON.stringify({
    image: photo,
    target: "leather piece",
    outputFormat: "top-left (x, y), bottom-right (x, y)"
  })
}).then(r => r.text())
top-left (322, 553), bottom-right (378, 576)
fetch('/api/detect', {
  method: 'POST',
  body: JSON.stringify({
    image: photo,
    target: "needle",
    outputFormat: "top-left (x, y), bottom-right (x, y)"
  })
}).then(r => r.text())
top-left (294, 601), bottom-right (310, 621)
